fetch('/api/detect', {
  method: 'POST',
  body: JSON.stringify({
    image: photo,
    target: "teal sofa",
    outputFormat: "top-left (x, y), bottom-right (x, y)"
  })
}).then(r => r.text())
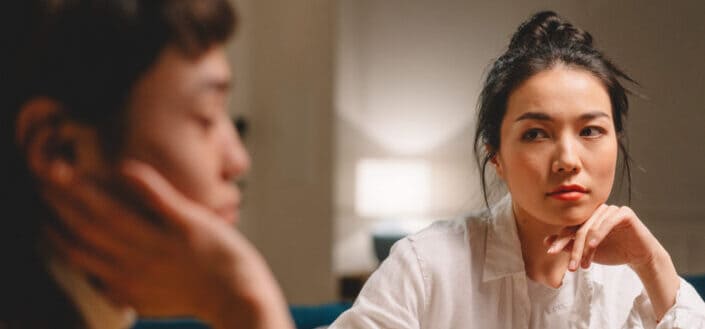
top-left (133, 302), bottom-right (353, 329)
top-left (133, 276), bottom-right (705, 329)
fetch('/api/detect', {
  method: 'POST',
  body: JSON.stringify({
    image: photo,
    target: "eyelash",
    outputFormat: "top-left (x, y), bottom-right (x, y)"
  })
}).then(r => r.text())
top-left (521, 128), bottom-right (549, 141)
top-left (579, 126), bottom-right (606, 138)
top-left (520, 126), bottom-right (606, 141)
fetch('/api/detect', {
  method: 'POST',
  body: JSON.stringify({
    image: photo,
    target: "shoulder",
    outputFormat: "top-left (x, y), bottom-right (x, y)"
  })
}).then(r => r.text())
top-left (388, 211), bottom-right (490, 281)
top-left (404, 210), bottom-right (489, 257)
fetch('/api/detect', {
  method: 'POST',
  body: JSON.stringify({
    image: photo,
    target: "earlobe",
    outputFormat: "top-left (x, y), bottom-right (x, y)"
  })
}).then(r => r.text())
top-left (16, 98), bottom-right (77, 186)
top-left (492, 156), bottom-right (504, 178)
top-left (488, 152), bottom-right (504, 180)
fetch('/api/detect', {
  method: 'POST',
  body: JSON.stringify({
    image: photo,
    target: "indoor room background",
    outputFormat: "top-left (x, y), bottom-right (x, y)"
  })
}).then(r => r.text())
top-left (227, 0), bottom-right (705, 304)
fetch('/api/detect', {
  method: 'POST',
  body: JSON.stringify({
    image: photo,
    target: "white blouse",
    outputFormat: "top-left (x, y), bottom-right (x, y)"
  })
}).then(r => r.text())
top-left (330, 195), bottom-right (705, 329)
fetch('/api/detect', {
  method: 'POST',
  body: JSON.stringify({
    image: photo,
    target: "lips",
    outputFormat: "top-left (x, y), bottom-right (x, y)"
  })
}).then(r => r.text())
top-left (547, 184), bottom-right (588, 201)
top-left (215, 202), bottom-right (239, 224)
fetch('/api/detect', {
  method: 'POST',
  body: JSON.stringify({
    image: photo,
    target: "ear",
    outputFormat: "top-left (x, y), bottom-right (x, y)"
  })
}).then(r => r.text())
top-left (16, 98), bottom-right (99, 187)
top-left (485, 145), bottom-right (505, 180)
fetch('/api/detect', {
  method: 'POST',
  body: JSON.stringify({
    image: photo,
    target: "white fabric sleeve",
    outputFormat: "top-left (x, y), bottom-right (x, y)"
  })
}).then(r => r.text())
top-left (623, 278), bottom-right (705, 329)
top-left (329, 238), bottom-right (427, 329)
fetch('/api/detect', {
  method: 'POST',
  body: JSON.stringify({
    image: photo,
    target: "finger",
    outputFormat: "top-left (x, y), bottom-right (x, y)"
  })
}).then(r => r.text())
top-left (44, 177), bottom-right (165, 253)
top-left (121, 160), bottom-right (211, 233)
top-left (543, 235), bottom-right (553, 247)
top-left (587, 206), bottom-right (631, 251)
top-left (547, 234), bottom-right (573, 254)
top-left (545, 225), bottom-right (577, 253)
top-left (569, 204), bottom-right (608, 271)
top-left (582, 248), bottom-right (597, 269)
top-left (45, 227), bottom-right (122, 284)
top-left (46, 229), bottom-right (151, 306)
top-left (99, 288), bottom-right (132, 310)
top-left (43, 191), bottom-right (141, 264)
top-left (581, 205), bottom-right (620, 268)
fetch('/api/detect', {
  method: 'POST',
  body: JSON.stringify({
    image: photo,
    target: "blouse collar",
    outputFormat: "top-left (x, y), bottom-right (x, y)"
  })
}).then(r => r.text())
top-left (482, 193), bottom-right (527, 282)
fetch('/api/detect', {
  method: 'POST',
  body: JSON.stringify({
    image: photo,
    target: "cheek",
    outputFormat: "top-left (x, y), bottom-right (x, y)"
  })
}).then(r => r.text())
top-left (499, 145), bottom-right (548, 184)
top-left (123, 125), bottom-right (221, 203)
top-left (588, 142), bottom-right (619, 197)
top-left (158, 137), bottom-right (220, 198)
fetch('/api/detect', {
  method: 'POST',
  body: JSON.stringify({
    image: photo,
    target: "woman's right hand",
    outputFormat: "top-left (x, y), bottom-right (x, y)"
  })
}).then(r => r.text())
top-left (42, 160), bottom-right (294, 329)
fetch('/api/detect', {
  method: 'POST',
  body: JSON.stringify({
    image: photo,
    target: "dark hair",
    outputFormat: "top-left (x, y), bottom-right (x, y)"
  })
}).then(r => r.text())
top-left (473, 10), bottom-right (635, 208)
top-left (0, 1), bottom-right (236, 327)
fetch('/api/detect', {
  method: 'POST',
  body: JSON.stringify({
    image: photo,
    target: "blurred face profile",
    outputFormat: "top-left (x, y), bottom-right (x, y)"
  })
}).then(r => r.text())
top-left (110, 45), bottom-right (250, 224)
top-left (493, 65), bottom-right (618, 227)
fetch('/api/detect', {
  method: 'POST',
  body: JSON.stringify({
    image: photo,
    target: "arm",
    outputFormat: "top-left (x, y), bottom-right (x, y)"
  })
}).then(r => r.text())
top-left (629, 247), bottom-right (680, 321)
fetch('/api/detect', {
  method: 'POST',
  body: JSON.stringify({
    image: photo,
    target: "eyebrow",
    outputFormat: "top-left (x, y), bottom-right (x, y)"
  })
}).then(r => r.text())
top-left (200, 78), bottom-right (231, 94)
top-left (514, 111), bottom-right (610, 122)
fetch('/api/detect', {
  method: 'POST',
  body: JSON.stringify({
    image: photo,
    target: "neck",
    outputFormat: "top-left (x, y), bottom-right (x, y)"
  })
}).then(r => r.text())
top-left (512, 201), bottom-right (570, 288)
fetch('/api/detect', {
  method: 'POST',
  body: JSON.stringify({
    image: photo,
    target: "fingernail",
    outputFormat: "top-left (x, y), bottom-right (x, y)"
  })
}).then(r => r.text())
top-left (569, 260), bottom-right (577, 271)
top-left (589, 239), bottom-right (597, 248)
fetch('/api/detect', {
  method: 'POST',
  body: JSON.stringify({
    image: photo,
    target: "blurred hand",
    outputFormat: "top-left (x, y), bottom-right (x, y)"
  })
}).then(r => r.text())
top-left (42, 160), bottom-right (294, 329)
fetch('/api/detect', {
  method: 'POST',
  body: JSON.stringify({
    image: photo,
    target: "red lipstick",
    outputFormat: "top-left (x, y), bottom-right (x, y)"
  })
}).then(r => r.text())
top-left (547, 184), bottom-right (588, 201)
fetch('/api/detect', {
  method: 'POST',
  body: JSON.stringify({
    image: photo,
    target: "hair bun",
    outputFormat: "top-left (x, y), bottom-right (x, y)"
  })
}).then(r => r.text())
top-left (509, 11), bottom-right (593, 51)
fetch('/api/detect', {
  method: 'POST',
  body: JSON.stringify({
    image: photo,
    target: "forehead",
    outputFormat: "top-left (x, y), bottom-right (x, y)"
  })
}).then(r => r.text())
top-left (131, 46), bottom-right (231, 103)
top-left (124, 47), bottom-right (231, 115)
top-left (505, 66), bottom-right (612, 122)
top-left (122, 46), bottom-right (231, 134)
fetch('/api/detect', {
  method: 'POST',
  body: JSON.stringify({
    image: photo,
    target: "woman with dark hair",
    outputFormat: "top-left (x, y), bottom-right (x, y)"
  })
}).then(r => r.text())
top-left (1, 0), bottom-right (293, 328)
top-left (328, 11), bottom-right (705, 328)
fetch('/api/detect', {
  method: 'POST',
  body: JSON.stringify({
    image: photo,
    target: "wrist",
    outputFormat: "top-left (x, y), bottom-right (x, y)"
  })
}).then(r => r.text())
top-left (630, 247), bottom-right (681, 320)
top-left (201, 266), bottom-right (294, 329)
top-left (629, 246), bottom-right (671, 278)
top-left (208, 289), bottom-right (293, 329)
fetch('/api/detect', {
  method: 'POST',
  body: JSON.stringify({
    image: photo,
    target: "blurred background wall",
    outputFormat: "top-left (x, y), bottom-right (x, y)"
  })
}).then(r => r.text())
top-left (228, 0), bottom-right (337, 304)
top-left (228, 0), bottom-right (705, 304)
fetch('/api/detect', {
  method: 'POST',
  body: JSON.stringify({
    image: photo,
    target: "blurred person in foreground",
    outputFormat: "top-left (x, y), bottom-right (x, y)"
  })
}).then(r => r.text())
top-left (0, 0), bottom-right (294, 328)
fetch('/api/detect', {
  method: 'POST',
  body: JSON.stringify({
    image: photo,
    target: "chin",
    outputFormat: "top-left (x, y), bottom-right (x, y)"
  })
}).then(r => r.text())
top-left (549, 206), bottom-right (594, 227)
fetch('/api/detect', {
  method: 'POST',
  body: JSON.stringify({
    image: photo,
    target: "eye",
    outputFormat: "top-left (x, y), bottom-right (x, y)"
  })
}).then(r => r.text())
top-left (521, 128), bottom-right (549, 141)
top-left (579, 126), bottom-right (605, 138)
top-left (195, 115), bottom-right (215, 130)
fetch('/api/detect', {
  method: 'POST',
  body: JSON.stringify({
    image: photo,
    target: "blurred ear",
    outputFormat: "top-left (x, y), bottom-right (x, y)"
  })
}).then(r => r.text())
top-left (15, 98), bottom-right (99, 187)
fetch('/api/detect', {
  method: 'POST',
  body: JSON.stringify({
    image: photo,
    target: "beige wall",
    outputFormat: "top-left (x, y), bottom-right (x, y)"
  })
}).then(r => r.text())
top-left (335, 0), bottom-right (705, 275)
top-left (229, 0), bottom-right (337, 304)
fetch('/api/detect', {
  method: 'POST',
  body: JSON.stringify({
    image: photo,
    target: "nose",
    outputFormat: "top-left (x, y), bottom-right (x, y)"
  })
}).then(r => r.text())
top-left (551, 136), bottom-right (581, 174)
top-left (221, 119), bottom-right (251, 181)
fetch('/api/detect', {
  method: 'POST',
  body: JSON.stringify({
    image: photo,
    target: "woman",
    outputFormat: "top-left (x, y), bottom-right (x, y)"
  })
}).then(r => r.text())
top-left (329, 11), bottom-right (705, 328)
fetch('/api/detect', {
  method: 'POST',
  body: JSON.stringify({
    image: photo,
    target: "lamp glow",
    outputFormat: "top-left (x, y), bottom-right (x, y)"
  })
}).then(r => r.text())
top-left (355, 159), bottom-right (430, 219)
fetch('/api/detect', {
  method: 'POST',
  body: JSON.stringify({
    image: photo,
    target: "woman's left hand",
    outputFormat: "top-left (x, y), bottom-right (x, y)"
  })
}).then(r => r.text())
top-left (545, 204), bottom-right (661, 271)
top-left (545, 204), bottom-right (681, 320)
